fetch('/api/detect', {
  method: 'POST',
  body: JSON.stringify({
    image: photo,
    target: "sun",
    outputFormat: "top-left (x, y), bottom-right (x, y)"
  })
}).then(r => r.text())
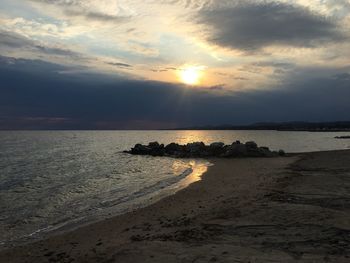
top-left (179, 66), bottom-right (204, 85)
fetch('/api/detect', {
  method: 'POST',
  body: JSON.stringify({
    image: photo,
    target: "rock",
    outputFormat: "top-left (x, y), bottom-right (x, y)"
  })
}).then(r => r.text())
top-left (210, 142), bottom-right (225, 149)
top-left (165, 143), bottom-right (183, 155)
top-left (131, 144), bottom-right (151, 155)
top-left (335, 136), bottom-right (350, 139)
top-left (129, 142), bottom-right (165, 156)
top-left (245, 141), bottom-right (264, 157)
top-left (173, 151), bottom-right (188, 158)
top-left (245, 141), bottom-right (258, 149)
top-left (278, 149), bottom-right (286, 156)
top-left (258, 147), bottom-right (274, 157)
top-left (185, 142), bottom-right (206, 155)
top-left (221, 144), bottom-right (247, 157)
top-left (247, 148), bottom-right (264, 157)
top-left (126, 141), bottom-right (285, 159)
top-left (148, 141), bottom-right (160, 148)
top-left (209, 142), bottom-right (225, 156)
top-left (147, 142), bottom-right (165, 156)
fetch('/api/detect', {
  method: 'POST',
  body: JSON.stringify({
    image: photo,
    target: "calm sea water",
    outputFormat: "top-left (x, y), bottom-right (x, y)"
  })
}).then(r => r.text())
top-left (0, 130), bottom-right (349, 247)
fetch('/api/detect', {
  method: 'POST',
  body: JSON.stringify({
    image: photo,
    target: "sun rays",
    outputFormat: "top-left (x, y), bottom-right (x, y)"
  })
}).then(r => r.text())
top-left (179, 65), bottom-right (205, 85)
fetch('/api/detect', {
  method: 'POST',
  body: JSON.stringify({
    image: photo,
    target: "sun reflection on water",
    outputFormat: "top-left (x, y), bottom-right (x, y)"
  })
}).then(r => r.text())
top-left (174, 160), bottom-right (210, 190)
top-left (175, 130), bottom-right (218, 145)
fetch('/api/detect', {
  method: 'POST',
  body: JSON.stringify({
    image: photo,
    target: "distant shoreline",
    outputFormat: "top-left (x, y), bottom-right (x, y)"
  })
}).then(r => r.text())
top-left (1, 149), bottom-right (350, 262)
top-left (170, 121), bottom-right (350, 132)
top-left (170, 128), bottom-right (350, 132)
top-left (1, 121), bottom-right (350, 131)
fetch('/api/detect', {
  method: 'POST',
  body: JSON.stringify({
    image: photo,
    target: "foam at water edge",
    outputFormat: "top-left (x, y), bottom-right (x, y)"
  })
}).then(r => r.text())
top-left (1, 160), bottom-right (212, 248)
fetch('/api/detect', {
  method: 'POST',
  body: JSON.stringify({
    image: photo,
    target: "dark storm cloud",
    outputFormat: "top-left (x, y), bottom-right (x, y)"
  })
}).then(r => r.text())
top-left (0, 56), bottom-right (66, 72)
top-left (0, 30), bottom-right (80, 57)
top-left (197, 1), bottom-right (346, 51)
top-left (0, 55), bottom-right (349, 129)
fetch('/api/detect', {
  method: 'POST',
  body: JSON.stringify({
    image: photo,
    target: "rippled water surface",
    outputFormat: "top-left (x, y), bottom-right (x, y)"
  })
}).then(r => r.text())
top-left (0, 130), bottom-right (349, 246)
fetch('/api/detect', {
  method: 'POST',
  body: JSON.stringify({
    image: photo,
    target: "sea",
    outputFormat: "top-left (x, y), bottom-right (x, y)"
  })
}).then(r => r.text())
top-left (1, 130), bottom-right (349, 248)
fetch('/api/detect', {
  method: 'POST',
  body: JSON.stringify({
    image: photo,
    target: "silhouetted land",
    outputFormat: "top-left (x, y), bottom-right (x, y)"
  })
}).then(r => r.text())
top-left (172, 121), bottom-right (350, 132)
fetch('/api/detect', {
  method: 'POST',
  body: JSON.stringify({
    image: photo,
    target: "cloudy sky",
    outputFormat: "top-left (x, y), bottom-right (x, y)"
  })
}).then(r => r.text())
top-left (1, 0), bottom-right (349, 129)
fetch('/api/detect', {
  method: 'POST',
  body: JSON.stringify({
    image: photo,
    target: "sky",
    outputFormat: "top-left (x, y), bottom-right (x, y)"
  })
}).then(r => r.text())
top-left (0, 0), bottom-right (349, 129)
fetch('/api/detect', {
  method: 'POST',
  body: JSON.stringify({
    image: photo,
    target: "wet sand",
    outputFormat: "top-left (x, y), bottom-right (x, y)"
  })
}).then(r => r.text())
top-left (1, 150), bottom-right (350, 262)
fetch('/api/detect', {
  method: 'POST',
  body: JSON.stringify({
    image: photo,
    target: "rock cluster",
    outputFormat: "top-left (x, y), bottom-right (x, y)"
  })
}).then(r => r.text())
top-left (124, 141), bottom-right (285, 158)
top-left (335, 136), bottom-right (350, 139)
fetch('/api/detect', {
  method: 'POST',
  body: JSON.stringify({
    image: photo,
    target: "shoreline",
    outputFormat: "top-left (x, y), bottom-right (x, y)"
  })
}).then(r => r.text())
top-left (0, 159), bottom-right (211, 250)
top-left (1, 150), bottom-right (350, 262)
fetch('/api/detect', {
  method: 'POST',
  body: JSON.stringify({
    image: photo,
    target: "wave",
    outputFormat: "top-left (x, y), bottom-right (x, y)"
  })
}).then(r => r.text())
top-left (99, 167), bottom-right (194, 208)
top-left (2, 160), bottom-right (210, 248)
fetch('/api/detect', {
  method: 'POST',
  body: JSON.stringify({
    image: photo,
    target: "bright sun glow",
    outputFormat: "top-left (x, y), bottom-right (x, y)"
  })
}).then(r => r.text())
top-left (179, 66), bottom-right (204, 85)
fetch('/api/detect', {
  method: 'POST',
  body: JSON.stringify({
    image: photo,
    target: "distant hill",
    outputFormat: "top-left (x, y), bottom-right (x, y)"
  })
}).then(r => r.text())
top-left (173, 121), bottom-right (350, 132)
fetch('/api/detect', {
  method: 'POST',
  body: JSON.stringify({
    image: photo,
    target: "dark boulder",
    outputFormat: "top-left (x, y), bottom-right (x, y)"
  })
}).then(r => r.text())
top-left (245, 141), bottom-right (258, 149)
top-left (185, 142), bottom-right (206, 155)
top-left (209, 142), bottom-right (225, 156)
top-left (147, 142), bottom-right (165, 156)
top-left (130, 144), bottom-right (152, 155)
top-left (148, 141), bottom-right (160, 148)
top-left (335, 136), bottom-right (350, 139)
top-left (221, 143), bottom-right (247, 157)
top-left (245, 141), bottom-right (267, 157)
top-left (210, 142), bottom-right (225, 149)
top-left (165, 143), bottom-right (183, 155)
top-left (258, 147), bottom-right (274, 157)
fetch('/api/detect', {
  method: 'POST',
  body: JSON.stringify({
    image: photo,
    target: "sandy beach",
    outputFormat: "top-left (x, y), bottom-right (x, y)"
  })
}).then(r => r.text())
top-left (1, 150), bottom-right (350, 262)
